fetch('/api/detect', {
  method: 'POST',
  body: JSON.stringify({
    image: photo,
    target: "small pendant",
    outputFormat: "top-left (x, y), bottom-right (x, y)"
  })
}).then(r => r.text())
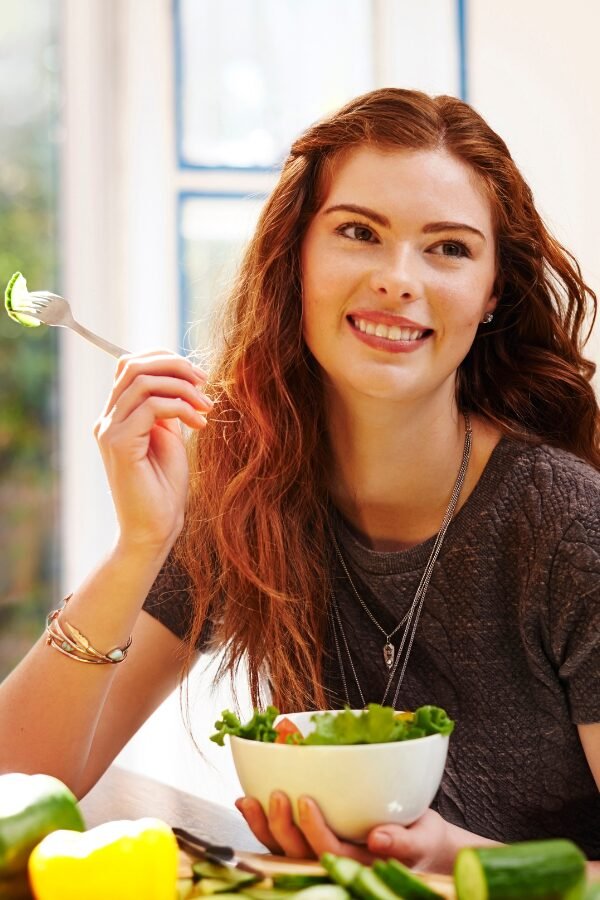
top-left (383, 642), bottom-right (395, 670)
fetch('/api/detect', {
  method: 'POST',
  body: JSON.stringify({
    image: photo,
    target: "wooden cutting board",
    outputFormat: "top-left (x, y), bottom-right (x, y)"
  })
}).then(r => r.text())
top-left (179, 849), bottom-right (456, 899)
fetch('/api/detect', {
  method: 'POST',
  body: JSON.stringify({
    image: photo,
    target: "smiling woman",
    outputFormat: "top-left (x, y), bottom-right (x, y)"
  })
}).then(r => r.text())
top-left (0, 87), bottom-right (599, 875)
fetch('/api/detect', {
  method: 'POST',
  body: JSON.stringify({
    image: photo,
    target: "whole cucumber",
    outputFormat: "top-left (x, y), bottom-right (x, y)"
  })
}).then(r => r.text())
top-left (0, 773), bottom-right (84, 878)
top-left (454, 839), bottom-right (586, 900)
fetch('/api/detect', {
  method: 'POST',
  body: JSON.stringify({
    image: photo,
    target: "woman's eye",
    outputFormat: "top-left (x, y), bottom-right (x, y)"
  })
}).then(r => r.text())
top-left (337, 223), bottom-right (377, 243)
top-left (432, 241), bottom-right (471, 259)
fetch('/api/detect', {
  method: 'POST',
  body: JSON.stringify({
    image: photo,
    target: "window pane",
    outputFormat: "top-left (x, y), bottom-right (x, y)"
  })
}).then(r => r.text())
top-left (0, 0), bottom-right (60, 678)
top-left (180, 194), bottom-right (265, 353)
top-left (177, 0), bottom-right (374, 168)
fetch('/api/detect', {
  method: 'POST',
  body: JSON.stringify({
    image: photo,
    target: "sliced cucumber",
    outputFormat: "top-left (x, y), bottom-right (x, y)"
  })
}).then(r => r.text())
top-left (454, 839), bottom-right (586, 900)
top-left (373, 859), bottom-right (443, 899)
top-left (4, 272), bottom-right (40, 328)
top-left (321, 854), bottom-right (363, 888)
top-left (350, 868), bottom-right (402, 900)
top-left (191, 894), bottom-right (246, 900)
top-left (192, 861), bottom-right (260, 887)
top-left (273, 875), bottom-right (332, 890)
top-left (242, 889), bottom-right (297, 900)
top-left (177, 878), bottom-right (196, 900)
top-left (192, 877), bottom-right (242, 895)
top-left (295, 886), bottom-right (349, 900)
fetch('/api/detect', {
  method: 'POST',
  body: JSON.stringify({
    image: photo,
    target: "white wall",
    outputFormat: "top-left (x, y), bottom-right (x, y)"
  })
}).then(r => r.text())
top-left (468, 0), bottom-right (600, 362)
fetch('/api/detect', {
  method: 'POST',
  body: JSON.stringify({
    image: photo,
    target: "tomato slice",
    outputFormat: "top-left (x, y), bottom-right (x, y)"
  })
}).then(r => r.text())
top-left (274, 718), bottom-right (303, 744)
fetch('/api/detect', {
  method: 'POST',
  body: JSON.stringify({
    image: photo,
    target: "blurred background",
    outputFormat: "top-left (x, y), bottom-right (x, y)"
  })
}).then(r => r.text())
top-left (1, 0), bottom-right (599, 804)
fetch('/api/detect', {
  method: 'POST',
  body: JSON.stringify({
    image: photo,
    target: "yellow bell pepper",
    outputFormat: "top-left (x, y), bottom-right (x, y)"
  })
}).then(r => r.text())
top-left (28, 817), bottom-right (178, 900)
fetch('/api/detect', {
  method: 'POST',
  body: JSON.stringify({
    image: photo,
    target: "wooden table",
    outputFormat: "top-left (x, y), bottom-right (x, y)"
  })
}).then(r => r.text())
top-left (80, 765), bottom-right (264, 852)
top-left (79, 766), bottom-right (455, 897)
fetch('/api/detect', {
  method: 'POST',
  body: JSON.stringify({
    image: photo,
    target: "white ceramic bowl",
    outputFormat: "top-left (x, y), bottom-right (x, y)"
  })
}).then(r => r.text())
top-left (230, 709), bottom-right (449, 842)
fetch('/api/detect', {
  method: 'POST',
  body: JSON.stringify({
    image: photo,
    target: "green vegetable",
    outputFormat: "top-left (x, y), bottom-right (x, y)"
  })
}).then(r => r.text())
top-left (177, 879), bottom-right (196, 900)
top-left (194, 878), bottom-right (242, 895)
top-left (242, 889), bottom-right (297, 900)
top-left (4, 272), bottom-right (40, 328)
top-left (273, 874), bottom-right (332, 890)
top-left (192, 861), bottom-right (260, 888)
top-left (350, 867), bottom-right (401, 900)
top-left (210, 707), bottom-right (280, 746)
top-left (0, 772), bottom-right (84, 880)
top-left (211, 704), bottom-right (454, 746)
top-left (454, 839), bottom-right (586, 900)
top-left (373, 859), bottom-right (443, 899)
top-left (321, 854), bottom-right (363, 887)
top-left (295, 887), bottom-right (349, 900)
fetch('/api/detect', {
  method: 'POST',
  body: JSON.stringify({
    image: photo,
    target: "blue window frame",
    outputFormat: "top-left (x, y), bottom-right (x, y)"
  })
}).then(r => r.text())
top-left (174, 0), bottom-right (468, 346)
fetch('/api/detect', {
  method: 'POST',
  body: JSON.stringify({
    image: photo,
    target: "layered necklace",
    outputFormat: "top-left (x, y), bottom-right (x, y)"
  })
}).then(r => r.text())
top-left (329, 412), bottom-right (472, 709)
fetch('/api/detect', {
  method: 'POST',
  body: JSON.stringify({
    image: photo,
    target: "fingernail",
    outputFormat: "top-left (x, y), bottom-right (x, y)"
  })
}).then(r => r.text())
top-left (269, 792), bottom-right (282, 814)
top-left (196, 389), bottom-right (214, 407)
top-left (371, 831), bottom-right (392, 850)
top-left (297, 796), bottom-right (310, 819)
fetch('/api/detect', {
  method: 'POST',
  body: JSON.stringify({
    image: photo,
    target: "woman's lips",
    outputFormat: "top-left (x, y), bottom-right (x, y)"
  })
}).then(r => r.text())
top-left (347, 314), bottom-right (433, 353)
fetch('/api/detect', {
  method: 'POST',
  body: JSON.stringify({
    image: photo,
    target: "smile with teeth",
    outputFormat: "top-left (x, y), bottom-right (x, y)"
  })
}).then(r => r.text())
top-left (350, 316), bottom-right (430, 342)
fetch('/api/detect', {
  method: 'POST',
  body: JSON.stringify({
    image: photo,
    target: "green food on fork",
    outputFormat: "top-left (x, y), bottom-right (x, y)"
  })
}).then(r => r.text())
top-left (4, 270), bottom-right (130, 357)
top-left (4, 271), bottom-right (40, 328)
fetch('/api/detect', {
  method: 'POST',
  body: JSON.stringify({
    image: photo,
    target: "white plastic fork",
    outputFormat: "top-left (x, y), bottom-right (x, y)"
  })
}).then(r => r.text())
top-left (20, 291), bottom-right (130, 359)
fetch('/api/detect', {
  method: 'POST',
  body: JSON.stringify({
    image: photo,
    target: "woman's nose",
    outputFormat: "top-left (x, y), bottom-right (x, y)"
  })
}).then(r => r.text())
top-left (368, 246), bottom-right (423, 301)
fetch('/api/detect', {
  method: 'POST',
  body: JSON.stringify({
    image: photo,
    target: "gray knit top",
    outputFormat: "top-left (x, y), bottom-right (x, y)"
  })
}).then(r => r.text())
top-left (143, 437), bottom-right (600, 857)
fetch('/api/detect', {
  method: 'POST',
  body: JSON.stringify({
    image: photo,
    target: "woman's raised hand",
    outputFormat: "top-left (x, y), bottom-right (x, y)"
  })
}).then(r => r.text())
top-left (94, 351), bottom-right (213, 556)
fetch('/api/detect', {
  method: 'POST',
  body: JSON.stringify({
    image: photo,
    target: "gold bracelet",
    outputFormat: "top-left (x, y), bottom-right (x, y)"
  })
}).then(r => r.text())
top-left (45, 594), bottom-right (132, 664)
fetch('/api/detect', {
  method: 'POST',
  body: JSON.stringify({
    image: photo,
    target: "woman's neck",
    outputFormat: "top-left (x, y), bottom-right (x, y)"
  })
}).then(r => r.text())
top-left (325, 390), bottom-right (499, 551)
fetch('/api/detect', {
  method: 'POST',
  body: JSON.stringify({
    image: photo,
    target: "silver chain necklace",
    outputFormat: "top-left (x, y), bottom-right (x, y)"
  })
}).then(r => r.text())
top-left (329, 412), bottom-right (472, 709)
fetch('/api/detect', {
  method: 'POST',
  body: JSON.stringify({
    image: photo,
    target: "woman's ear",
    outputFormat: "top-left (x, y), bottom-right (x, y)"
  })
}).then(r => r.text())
top-left (480, 293), bottom-right (498, 325)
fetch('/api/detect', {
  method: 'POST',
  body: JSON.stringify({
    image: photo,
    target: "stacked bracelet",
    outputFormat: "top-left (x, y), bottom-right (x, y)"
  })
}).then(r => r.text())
top-left (45, 594), bottom-right (132, 664)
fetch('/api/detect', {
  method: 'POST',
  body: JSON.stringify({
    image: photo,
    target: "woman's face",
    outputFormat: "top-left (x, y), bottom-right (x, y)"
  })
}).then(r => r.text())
top-left (300, 146), bottom-right (497, 410)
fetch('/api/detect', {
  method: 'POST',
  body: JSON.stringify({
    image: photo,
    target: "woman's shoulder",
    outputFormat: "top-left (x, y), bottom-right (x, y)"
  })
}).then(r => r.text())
top-left (496, 434), bottom-right (600, 519)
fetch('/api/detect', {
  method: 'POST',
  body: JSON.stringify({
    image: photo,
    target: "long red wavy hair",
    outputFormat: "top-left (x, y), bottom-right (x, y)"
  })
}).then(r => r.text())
top-left (175, 88), bottom-right (599, 712)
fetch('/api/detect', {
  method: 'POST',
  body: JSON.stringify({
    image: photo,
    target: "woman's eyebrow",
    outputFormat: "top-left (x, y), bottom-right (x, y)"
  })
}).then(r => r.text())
top-left (423, 221), bottom-right (486, 241)
top-left (323, 203), bottom-right (390, 227)
top-left (323, 205), bottom-right (486, 242)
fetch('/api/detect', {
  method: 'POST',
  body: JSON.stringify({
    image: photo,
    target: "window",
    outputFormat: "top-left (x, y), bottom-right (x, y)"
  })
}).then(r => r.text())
top-left (175, 0), bottom-right (464, 354)
top-left (0, 0), bottom-right (60, 678)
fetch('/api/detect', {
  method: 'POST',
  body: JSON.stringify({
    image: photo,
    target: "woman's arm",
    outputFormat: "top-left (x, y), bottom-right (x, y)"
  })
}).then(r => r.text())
top-left (0, 351), bottom-right (211, 795)
top-left (578, 722), bottom-right (600, 789)
top-left (0, 545), bottom-right (184, 796)
top-left (578, 723), bottom-right (600, 876)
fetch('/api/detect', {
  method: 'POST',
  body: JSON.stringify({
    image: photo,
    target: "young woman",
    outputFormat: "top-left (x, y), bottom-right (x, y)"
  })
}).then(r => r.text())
top-left (0, 89), bottom-right (598, 874)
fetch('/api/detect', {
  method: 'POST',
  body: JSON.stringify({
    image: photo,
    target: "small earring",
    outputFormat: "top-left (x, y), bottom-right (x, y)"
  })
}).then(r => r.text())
top-left (482, 313), bottom-right (494, 324)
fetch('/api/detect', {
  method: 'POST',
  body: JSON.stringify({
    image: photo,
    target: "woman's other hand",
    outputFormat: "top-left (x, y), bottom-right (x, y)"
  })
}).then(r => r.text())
top-left (236, 793), bottom-right (371, 864)
top-left (94, 351), bottom-right (213, 555)
top-left (236, 794), bottom-right (459, 871)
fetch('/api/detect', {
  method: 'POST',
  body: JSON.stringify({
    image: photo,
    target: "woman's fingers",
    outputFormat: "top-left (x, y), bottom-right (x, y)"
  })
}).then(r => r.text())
top-left (105, 351), bottom-right (208, 416)
top-left (235, 797), bottom-right (283, 855)
top-left (297, 797), bottom-right (373, 864)
top-left (98, 396), bottom-right (209, 449)
top-left (267, 792), bottom-right (314, 859)
top-left (365, 809), bottom-right (450, 871)
top-left (104, 374), bottom-right (213, 426)
top-left (236, 794), bottom-right (314, 859)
